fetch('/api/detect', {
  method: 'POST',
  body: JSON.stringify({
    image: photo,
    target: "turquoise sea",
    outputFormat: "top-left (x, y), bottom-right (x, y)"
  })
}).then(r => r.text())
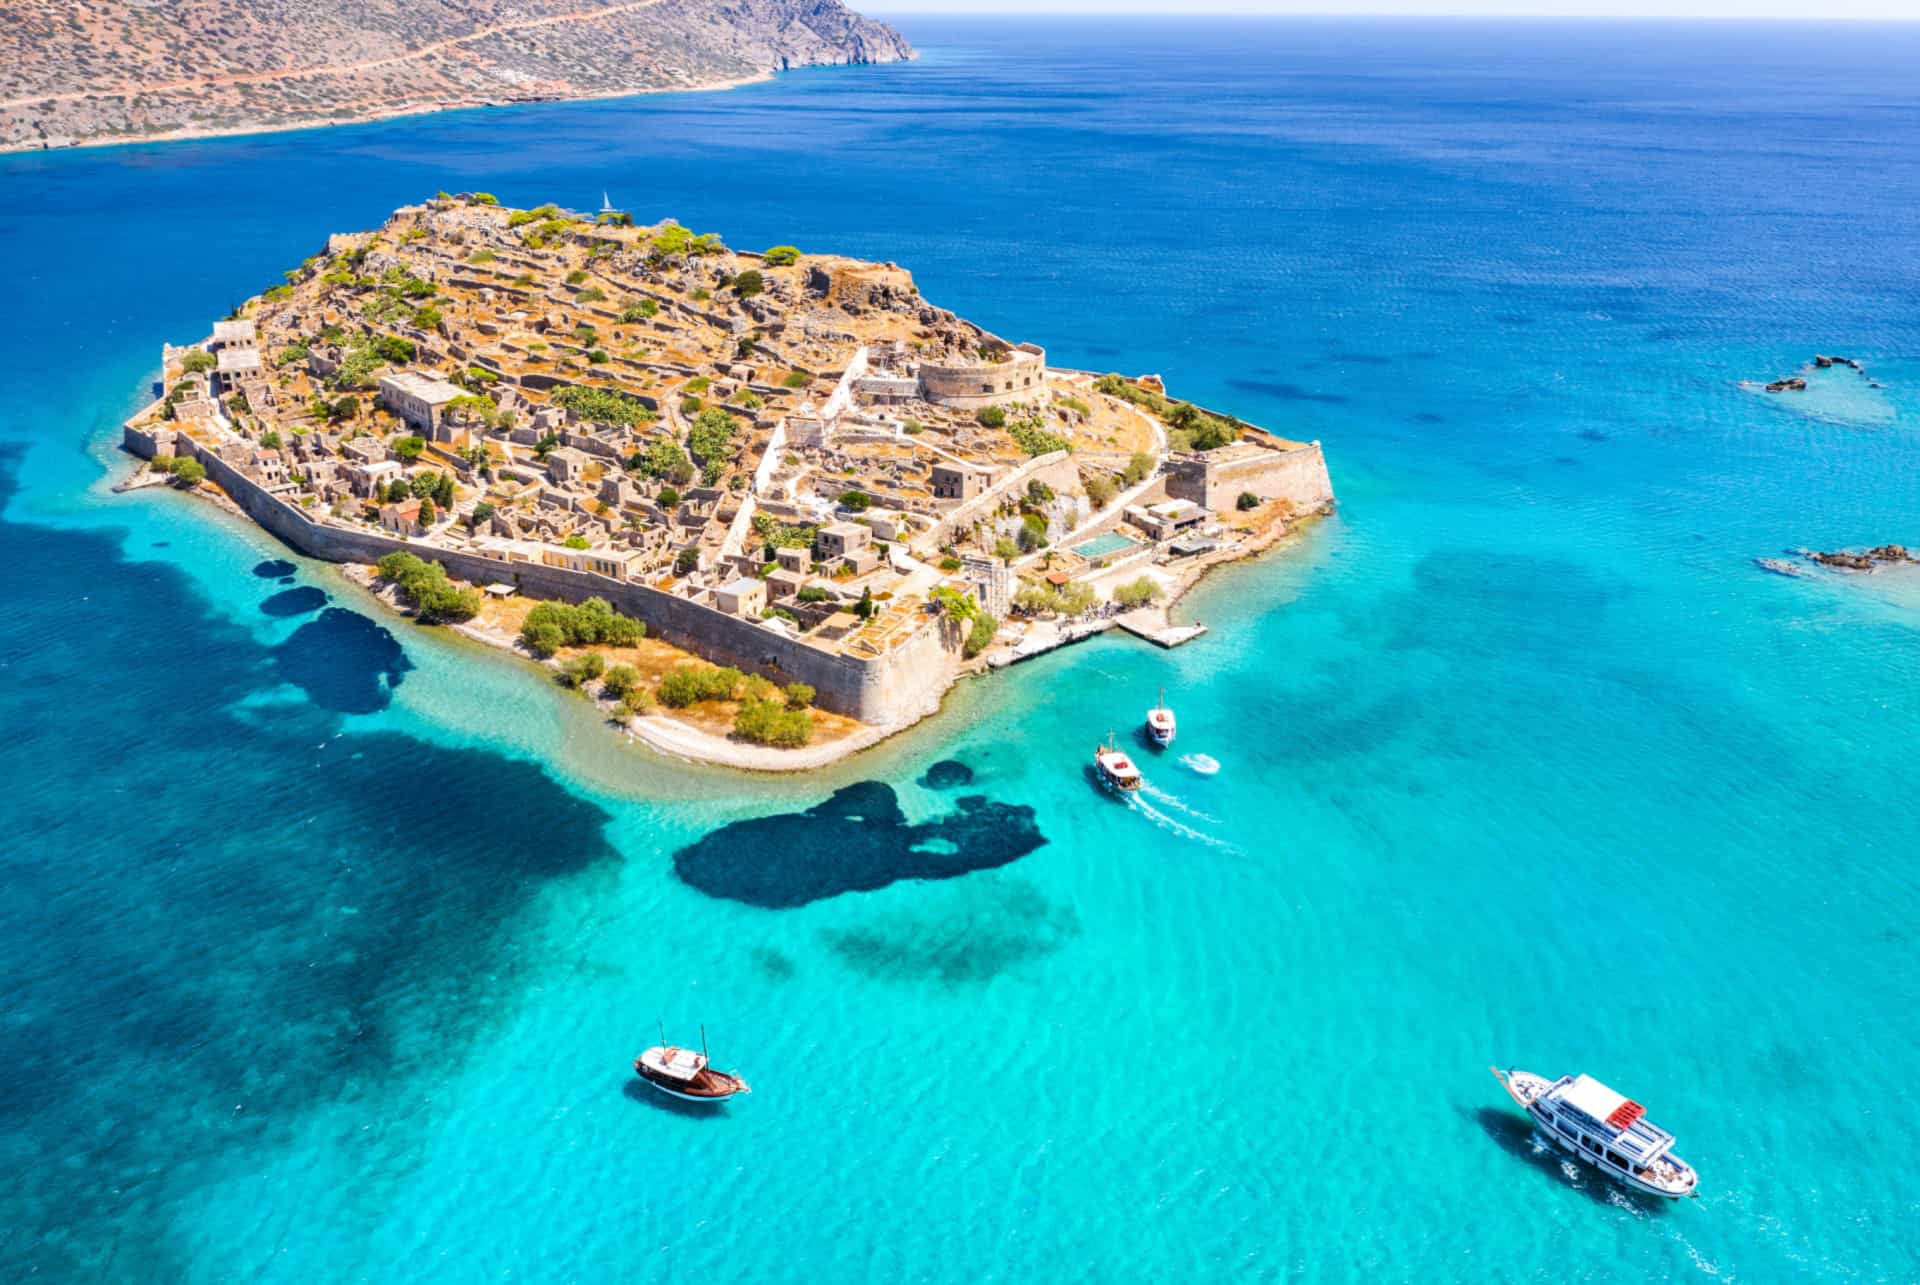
top-left (3, 17), bottom-right (1918, 1282)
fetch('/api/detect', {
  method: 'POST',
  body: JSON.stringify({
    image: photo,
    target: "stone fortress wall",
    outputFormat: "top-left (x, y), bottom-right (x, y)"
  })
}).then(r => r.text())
top-left (1164, 438), bottom-right (1335, 515)
top-left (917, 343), bottom-right (1047, 410)
top-left (126, 425), bottom-right (957, 726)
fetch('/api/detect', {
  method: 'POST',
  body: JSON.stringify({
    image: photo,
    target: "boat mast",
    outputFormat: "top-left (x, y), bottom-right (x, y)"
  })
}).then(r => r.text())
top-left (658, 1018), bottom-right (667, 1049)
top-left (700, 1024), bottom-right (709, 1061)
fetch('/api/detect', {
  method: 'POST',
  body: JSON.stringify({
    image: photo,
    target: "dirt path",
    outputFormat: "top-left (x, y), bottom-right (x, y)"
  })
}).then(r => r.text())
top-left (0, 0), bottom-right (669, 109)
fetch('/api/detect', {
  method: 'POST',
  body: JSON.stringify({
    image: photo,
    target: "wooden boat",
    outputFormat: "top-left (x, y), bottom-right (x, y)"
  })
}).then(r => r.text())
top-left (1094, 733), bottom-right (1142, 792)
top-left (1145, 688), bottom-right (1176, 748)
top-left (635, 1025), bottom-right (750, 1102)
top-left (1492, 1066), bottom-right (1697, 1198)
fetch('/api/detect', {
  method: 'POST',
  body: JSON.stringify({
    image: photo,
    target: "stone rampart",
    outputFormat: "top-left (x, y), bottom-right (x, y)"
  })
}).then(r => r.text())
top-left (918, 343), bottom-right (1047, 410)
top-left (126, 426), bottom-right (956, 725)
top-left (1165, 439), bottom-right (1335, 515)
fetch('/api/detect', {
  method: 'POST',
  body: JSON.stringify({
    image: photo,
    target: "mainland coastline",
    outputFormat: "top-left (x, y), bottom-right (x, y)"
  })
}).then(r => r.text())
top-left (120, 194), bottom-right (1335, 771)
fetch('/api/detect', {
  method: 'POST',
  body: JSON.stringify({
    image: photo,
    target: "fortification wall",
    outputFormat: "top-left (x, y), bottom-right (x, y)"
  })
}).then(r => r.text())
top-left (1166, 442), bottom-right (1335, 515)
top-left (918, 345), bottom-right (1047, 410)
top-left (923, 449), bottom-right (1078, 549)
top-left (128, 427), bottom-right (957, 725)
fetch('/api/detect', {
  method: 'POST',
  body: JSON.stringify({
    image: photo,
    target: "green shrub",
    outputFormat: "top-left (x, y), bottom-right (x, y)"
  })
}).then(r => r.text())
top-left (658, 664), bottom-right (743, 709)
top-left (518, 598), bottom-right (644, 656)
top-left (763, 245), bottom-right (800, 266)
top-left (938, 556), bottom-right (962, 572)
top-left (687, 408), bottom-right (738, 469)
top-left (733, 696), bottom-right (812, 747)
top-left (732, 269), bottom-right (765, 298)
top-left (783, 681), bottom-right (815, 711)
top-left (622, 688), bottom-right (657, 716)
top-left (179, 351), bottom-right (217, 374)
top-left (1010, 421), bottom-right (1069, 456)
top-left (781, 371), bottom-right (810, 389)
top-left (171, 457), bottom-right (206, 487)
top-left (656, 486), bottom-right (681, 508)
top-left (1114, 577), bottom-right (1161, 609)
top-left (558, 652), bottom-right (606, 688)
top-left (566, 269), bottom-right (588, 285)
top-left (964, 613), bottom-right (998, 658)
top-left (1086, 474), bottom-right (1118, 508)
top-left (1122, 452), bottom-right (1154, 485)
top-left (796, 585), bottom-right (830, 603)
top-left (576, 286), bottom-right (606, 303)
top-left (838, 489), bottom-right (871, 512)
top-left (553, 385), bottom-right (654, 428)
top-left (599, 668), bottom-right (645, 695)
top-left (620, 298), bottom-right (660, 322)
top-left (976, 406), bottom-right (1006, 429)
top-left (1237, 491), bottom-right (1261, 511)
top-left (374, 551), bottom-right (480, 622)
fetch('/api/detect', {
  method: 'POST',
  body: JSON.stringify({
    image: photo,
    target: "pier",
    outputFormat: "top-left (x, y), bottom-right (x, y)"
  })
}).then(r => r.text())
top-left (1116, 610), bottom-right (1208, 649)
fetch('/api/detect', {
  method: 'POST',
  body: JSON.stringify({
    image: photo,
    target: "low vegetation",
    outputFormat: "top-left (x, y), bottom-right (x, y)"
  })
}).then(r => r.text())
top-left (375, 551), bottom-right (480, 623)
top-left (519, 597), bottom-right (645, 656)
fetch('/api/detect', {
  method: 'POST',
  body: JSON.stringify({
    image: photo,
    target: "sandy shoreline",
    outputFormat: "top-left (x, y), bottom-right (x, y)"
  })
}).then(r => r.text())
top-left (1, 69), bottom-right (779, 157)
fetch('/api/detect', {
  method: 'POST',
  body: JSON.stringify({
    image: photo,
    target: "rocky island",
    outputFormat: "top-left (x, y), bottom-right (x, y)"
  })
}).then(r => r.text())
top-left (0, 0), bottom-right (912, 152)
top-left (122, 195), bottom-right (1334, 769)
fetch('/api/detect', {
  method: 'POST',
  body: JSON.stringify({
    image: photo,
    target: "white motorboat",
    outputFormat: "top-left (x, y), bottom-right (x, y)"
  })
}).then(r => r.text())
top-left (1145, 688), bottom-right (1176, 748)
top-left (1094, 734), bottom-right (1142, 792)
top-left (1492, 1066), bottom-right (1698, 1199)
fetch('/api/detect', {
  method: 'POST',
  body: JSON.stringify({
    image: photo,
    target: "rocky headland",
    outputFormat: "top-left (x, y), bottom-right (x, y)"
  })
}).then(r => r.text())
top-left (0, 0), bottom-right (913, 153)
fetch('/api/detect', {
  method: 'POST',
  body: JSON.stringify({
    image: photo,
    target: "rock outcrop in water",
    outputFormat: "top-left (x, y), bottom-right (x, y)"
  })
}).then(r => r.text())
top-left (1809, 544), bottom-right (1914, 572)
top-left (0, 0), bottom-right (914, 152)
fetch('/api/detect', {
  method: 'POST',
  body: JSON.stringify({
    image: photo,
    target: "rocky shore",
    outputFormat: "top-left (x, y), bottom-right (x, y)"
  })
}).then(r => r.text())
top-left (1807, 544), bottom-right (1915, 572)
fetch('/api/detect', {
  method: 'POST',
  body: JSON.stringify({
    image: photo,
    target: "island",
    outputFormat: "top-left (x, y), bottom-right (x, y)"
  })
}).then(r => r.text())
top-left (121, 195), bottom-right (1335, 769)
top-left (0, 0), bottom-right (911, 153)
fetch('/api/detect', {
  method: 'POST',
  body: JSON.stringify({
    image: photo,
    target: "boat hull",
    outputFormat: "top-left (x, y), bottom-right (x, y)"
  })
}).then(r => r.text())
top-left (1492, 1067), bottom-right (1696, 1200)
top-left (636, 1074), bottom-right (745, 1103)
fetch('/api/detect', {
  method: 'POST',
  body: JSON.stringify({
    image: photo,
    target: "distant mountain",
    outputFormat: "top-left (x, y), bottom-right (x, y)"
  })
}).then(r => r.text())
top-left (0, 0), bottom-right (914, 152)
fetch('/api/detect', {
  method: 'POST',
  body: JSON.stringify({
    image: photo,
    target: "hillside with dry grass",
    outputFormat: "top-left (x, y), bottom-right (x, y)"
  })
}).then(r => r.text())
top-left (0, 0), bottom-right (912, 151)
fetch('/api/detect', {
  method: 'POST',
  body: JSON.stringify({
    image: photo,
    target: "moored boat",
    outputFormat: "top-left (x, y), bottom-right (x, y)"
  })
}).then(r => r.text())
top-left (1094, 733), bottom-right (1142, 792)
top-left (635, 1026), bottom-right (750, 1102)
top-left (1145, 688), bottom-right (1176, 748)
top-left (1491, 1066), bottom-right (1697, 1198)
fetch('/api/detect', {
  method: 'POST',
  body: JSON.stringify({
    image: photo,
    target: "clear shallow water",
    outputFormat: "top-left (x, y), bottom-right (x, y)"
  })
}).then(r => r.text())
top-left (3, 17), bottom-right (1919, 1282)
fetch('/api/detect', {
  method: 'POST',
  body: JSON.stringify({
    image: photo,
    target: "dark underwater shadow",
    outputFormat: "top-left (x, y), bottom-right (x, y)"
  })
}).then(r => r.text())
top-left (1467, 1107), bottom-right (1671, 1215)
top-left (672, 781), bottom-right (1045, 909)
top-left (260, 586), bottom-right (328, 617)
top-left (271, 606), bottom-right (411, 713)
top-left (917, 759), bottom-right (974, 789)
top-left (620, 1076), bottom-right (735, 1118)
top-left (252, 559), bottom-right (296, 578)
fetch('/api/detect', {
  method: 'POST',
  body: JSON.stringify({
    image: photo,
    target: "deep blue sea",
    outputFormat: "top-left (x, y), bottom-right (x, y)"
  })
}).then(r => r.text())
top-left (3, 17), bottom-right (1918, 1282)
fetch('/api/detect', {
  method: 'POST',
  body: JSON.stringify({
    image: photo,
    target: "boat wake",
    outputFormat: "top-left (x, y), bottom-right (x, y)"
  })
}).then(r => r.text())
top-left (1127, 794), bottom-right (1236, 850)
top-left (1140, 783), bottom-right (1218, 824)
top-left (1179, 753), bottom-right (1220, 776)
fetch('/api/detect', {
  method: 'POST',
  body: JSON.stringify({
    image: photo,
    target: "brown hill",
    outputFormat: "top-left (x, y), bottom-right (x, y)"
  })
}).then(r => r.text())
top-left (0, 0), bottom-right (913, 152)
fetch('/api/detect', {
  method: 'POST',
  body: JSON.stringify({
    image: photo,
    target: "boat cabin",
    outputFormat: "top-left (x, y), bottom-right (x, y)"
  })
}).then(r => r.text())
top-left (1538, 1074), bottom-right (1677, 1175)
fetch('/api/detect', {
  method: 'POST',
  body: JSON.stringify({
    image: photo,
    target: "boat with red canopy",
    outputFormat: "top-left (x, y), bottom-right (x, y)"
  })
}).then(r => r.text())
top-left (1492, 1066), bottom-right (1697, 1198)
